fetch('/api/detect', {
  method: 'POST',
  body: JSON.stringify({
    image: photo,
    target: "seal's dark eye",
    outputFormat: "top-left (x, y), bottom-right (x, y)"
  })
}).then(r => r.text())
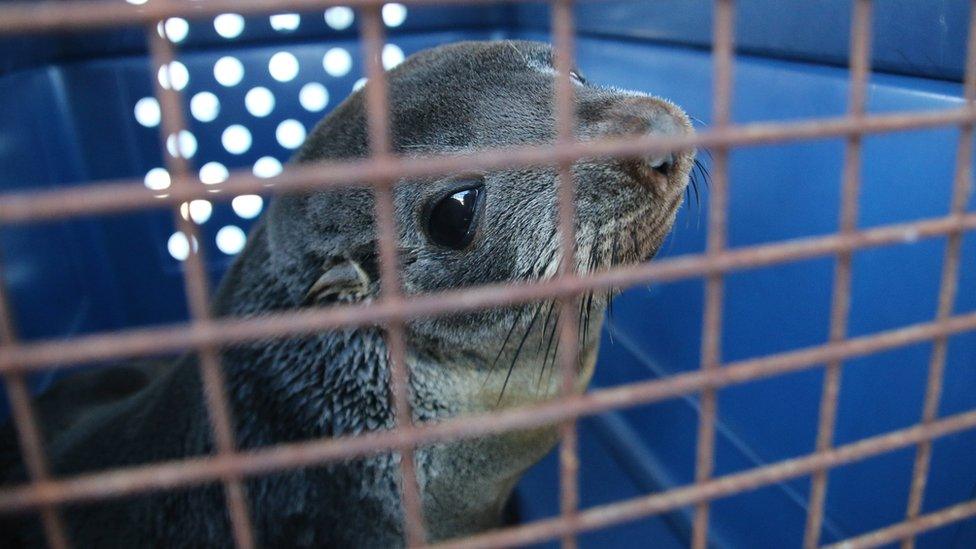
top-left (425, 185), bottom-right (484, 249)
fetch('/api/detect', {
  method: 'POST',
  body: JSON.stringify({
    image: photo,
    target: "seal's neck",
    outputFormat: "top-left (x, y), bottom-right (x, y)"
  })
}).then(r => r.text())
top-left (210, 222), bottom-right (601, 542)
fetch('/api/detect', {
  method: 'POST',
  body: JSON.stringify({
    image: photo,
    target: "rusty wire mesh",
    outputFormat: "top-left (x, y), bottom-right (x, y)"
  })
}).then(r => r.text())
top-left (0, 0), bottom-right (973, 548)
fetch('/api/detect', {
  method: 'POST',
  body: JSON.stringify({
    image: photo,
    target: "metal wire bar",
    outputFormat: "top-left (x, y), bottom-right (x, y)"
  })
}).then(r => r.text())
top-left (825, 498), bottom-right (976, 549)
top-left (147, 25), bottom-right (255, 549)
top-left (691, 1), bottom-right (733, 546)
top-left (0, 0), bottom-right (971, 547)
top-left (4, 107), bottom-right (973, 225)
top-left (901, 3), bottom-right (976, 547)
top-left (551, 1), bottom-right (581, 547)
top-left (357, 5), bottom-right (427, 545)
top-left (803, 2), bottom-right (873, 547)
top-left (0, 330), bottom-right (976, 522)
top-left (0, 0), bottom-right (556, 35)
top-left (433, 408), bottom-right (976, 549)
top-left (0, 265), bottom-right (70, 548)
top-left (0, 211), bottom-right (973, 376)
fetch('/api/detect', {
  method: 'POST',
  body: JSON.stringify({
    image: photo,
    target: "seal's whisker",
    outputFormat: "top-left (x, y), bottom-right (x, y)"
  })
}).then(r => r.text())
top-left (497, 301), bottom-right (543, 404)
top-left (536, 307), bottom-right (560, 392)
top-left (483, 307), bottom-right (522, 387)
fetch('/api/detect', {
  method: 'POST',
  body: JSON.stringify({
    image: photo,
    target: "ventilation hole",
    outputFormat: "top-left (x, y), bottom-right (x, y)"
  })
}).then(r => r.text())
top-left (299, 82), bottom-right (329, 112)
top-left (253, 156), bottom-right (283, 178)
top-left (181, 200), bottom-right (213, 224)
top-left (276, 119), bottom-right (306, 149)
top-left (270, 13), bottom-right (301, 32)
top-left (352, 77), bottom-right (367, 92)
top-left (144, 167), bottom-right (170, 190)
top-left (213, 13), bottom-right (245, 39)
top-left (216, 225), bottom-right (247, 255)
top-left (324, 7), bottom-right (354, 30)
top-left (382, 44), bottom-right (404, 70)
top-left (269, 51), bottom-right (300, 83)
top-left (199, 162), bottom-right (229, 185)
top-left (164, 18), bottom-right (189, 43)
top-left (158, 61), bottom-right (189, 91)
top-left (245, 87), bottom-right (276, 118)
top-left (134, 97), bottom-right (161, 127)
top-left (382, 3), bottom-right (407, 27)
top-left (323, 48), bottom-right (352, 77)
top-left (167, 231), bottom-right (191, 261)
top-left (232, 195), bottom-right (264, 219)
top-left (166, 130), bottom-right (197, 158)
top-left (222, 125), bottom-right (252, 155)
top-left (190, 92), bottom-right (220, 123)
top-left (214, 56), bottom-right (245, 87)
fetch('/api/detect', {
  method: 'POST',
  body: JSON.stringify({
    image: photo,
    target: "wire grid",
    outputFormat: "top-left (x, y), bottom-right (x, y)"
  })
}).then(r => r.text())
top-left (0, 0), bottom-right (972, 548)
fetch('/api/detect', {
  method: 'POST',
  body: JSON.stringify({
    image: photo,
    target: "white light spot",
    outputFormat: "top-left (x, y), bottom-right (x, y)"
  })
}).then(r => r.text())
top-left (213, 13), bottom-right (245, 39)
top-left (276, 119), bottom-right (306, 149)
top-left (324, 7), bottom-right (354, 30)
top-left (222, 125), bottom-right (252, 155)
top-left (268, 51), bottom-right (300, 83)
top-left (382, 44), bottom-right (404, 70)
top-left (232, 195), bottom-right (264, 219)
top-left (253, 156), bottom-right (283, 178)
top-left (166, 130), bottom-right (197, 158)
top-left (323, 48), bottom-right (352, 77)
top-left (189, 91), bottom-right (220, 122)
top-left (199, 162), bottom-right (229, 185)
top-left (216, 225), bottom-right (247, 255)
top-left (214, 56), bottom-right (245, 87)
top-left (158, 60), bottom-right (189, 91)
top-left (904, 228), bottom-right (920, 243)
top-left (245, 87), bottom-right (275, 118)
top-left (299, 82), bottom-right (329, 112)
top-left (144, 167), bottom-right (170, 190)
top-left (352, 77), bottom-right (367, 91)
top-left (164, 18), bottom-right (189, 43)
top-left (134, 97), bottom-right (160, 127)
top-left (168, 231), bottom-right (190, 261)
top-left (382, 3), bottom-right (407, 27)
top-left (181, 200), bottom-right (213, 224)
top-left (270, 13), bottom-right (301, 32)
top-left (126, 0), bottom-right (148, 4)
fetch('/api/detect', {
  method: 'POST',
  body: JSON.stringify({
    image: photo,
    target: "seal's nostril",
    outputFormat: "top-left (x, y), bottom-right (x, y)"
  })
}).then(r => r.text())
top-left (648, 153), bottom-right (674, 176)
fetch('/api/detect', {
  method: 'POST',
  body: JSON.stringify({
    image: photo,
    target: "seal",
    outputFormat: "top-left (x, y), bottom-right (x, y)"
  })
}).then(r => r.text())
top-left (0, 40), bottom-right (695, 547)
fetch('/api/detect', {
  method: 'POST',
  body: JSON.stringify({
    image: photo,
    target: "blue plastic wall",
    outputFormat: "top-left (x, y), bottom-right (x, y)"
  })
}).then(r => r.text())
top-left (1, 3), bottom-right (974, 547)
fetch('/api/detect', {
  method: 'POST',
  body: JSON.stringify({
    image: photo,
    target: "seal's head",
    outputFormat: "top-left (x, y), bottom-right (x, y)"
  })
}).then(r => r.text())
top-left (243, 40), bottom-right (694, 408)
top-left (212, 39), bottom-right (696, 542)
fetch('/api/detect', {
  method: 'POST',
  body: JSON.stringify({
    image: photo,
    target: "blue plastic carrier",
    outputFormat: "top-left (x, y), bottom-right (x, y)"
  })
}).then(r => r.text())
top-left (1, 2), bottom-right (973, 547)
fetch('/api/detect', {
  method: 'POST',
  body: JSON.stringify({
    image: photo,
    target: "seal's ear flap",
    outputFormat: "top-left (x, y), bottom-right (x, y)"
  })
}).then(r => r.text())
top-left (304, 257), bottom-right (373, 305)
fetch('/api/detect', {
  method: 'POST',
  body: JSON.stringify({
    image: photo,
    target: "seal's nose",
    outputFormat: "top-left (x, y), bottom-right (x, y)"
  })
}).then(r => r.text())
top-left (588, 95), bottom-right (691, 181)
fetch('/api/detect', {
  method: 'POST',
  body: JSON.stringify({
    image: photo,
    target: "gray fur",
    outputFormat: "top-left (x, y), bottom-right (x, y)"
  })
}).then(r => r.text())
top-left (0, 40), bottom-right (693, 547)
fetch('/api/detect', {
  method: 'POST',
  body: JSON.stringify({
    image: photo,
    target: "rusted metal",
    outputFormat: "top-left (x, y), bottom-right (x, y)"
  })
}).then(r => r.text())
top-left (2, 108), bottom-right (975, 225)
top-left (803, 2), bottom-right (873, 547)
top-left (148, 24), bottom-right (255, 549)
top-left (0, 212), bottom-right (973, 375)
top-left (0, 265), bottom-right (69, 548)
top-left (691, 1), bottom-right (734, 546)
top-left (0, 0), bottom-right (973, 547)
top-left (826, 498), bottom-right (976, 549)
top-left (901, 2), bottom-right (976, 548)
top-left (358, 5), bottom-right (427, 545)
top-left (552, 1), bottom-right (581, 547)
top-left (2, 354), bottom-right (976, 522)
top-left (0, 0), bottom-right (546, 35)
top-left (433, 409), bottom-right (976, 549)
